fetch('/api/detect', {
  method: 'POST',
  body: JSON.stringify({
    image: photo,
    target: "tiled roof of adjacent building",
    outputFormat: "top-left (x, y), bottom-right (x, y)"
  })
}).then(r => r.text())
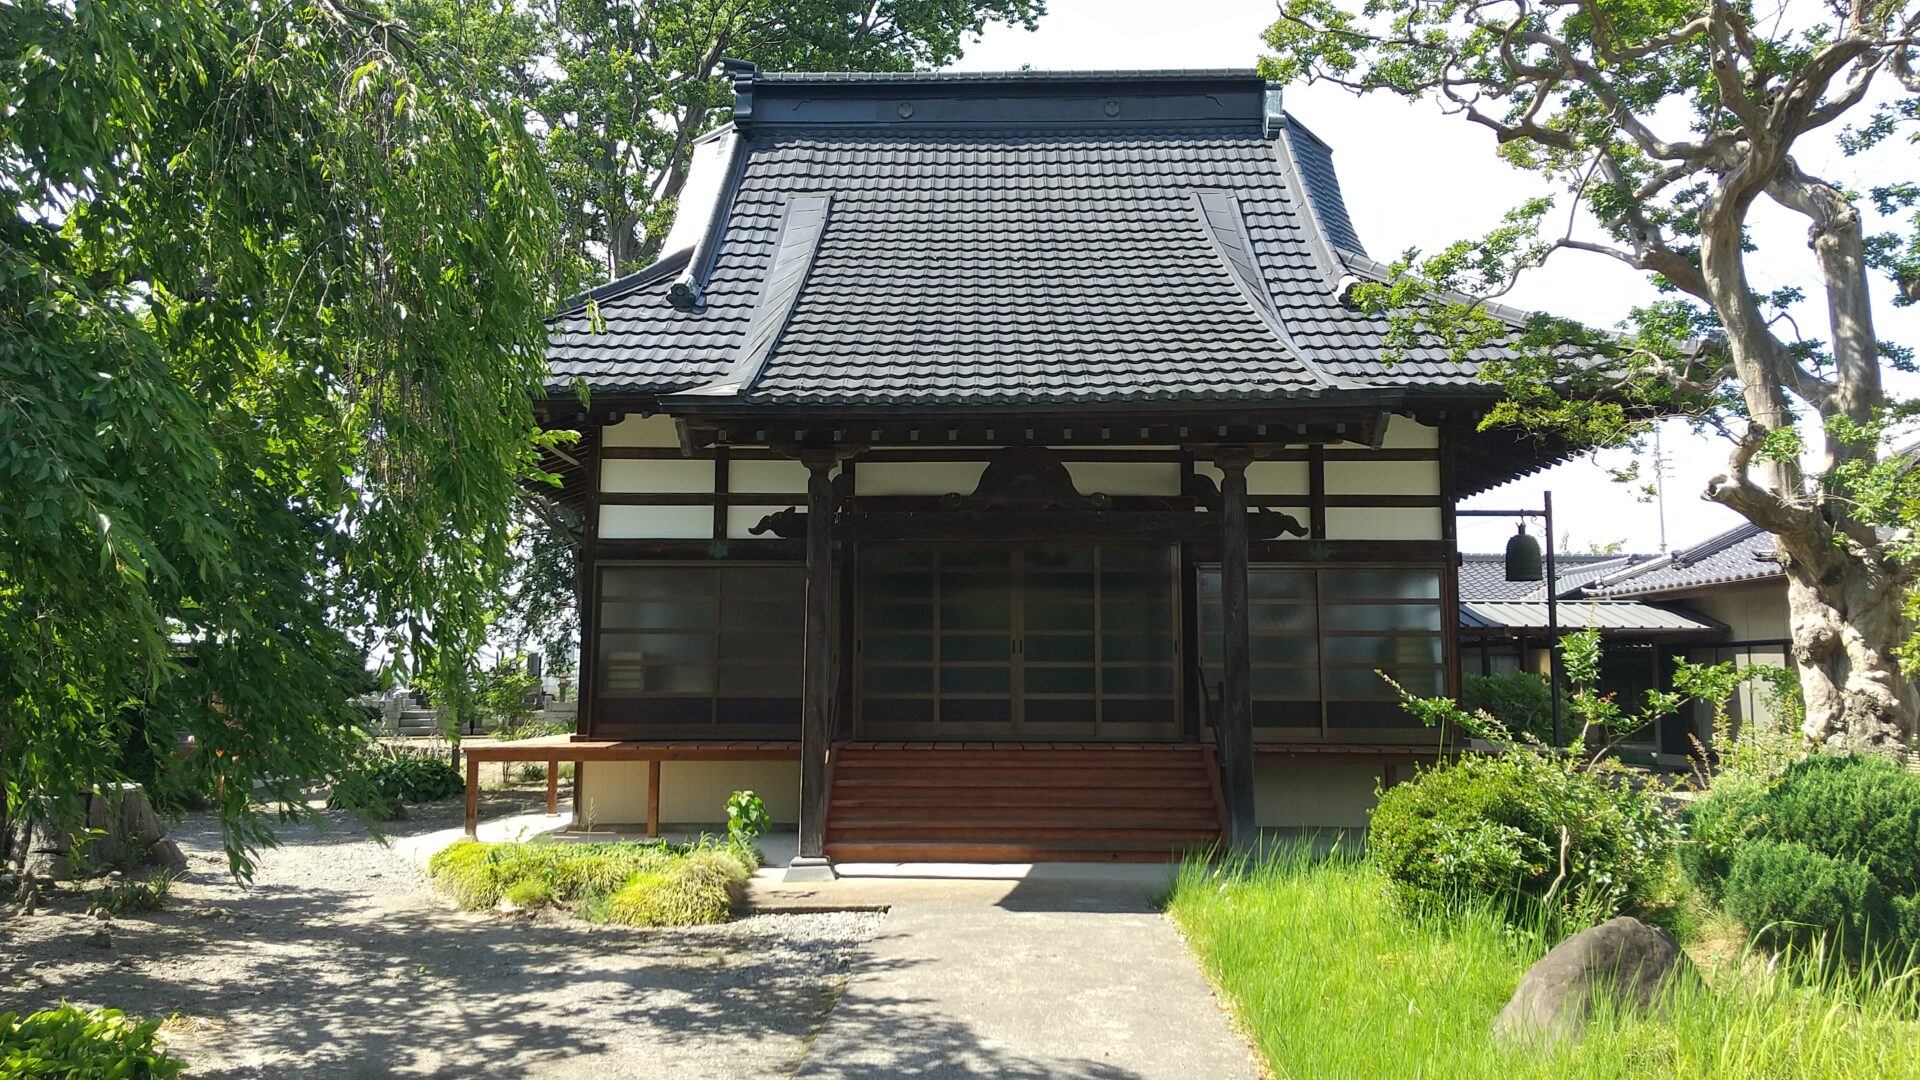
top-left (1579, 523), bottom-right (1783, 598)
top-left (545, 68), bottom-right (1546, 409)
top-left (1459, 601), bottom-right (1725, 636)
top-left (1457, 552), bottom-right (1653, 602)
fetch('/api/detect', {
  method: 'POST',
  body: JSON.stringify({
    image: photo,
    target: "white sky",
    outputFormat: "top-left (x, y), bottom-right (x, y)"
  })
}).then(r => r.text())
top-left (948, 0), bottom-right (1920, 556)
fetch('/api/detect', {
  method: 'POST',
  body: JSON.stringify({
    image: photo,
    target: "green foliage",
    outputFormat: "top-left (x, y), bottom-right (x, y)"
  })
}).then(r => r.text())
top-left (327, 748), bottom-right (465, 819)
top-left (428, 836), bottom-right (752, 926)
top-left (725, 789), bottom-right (769, 845)
top-left (592, 847), bottom-right (752, 927)
top-left (0, 0), bottom-right (562, 878)
top-left (1370, 751), bottom-right (1675, 924)
top-left (87, 872), bottom-right (176, 917)
top-left (0, 1004), bottom-right (184, 1080)
top-left (1169, 849), bottom-right (1920, 1079)
top-left (475, 655), bottom-right (542, 734)
top-left (1688, 753), bottom-right (1920, 956)
top-left (1460, 671), bottom-right (1565, 747)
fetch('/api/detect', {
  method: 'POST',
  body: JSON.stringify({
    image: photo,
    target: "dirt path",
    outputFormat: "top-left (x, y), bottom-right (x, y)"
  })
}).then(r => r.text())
top-left (0, 792), bottom-right (878, 1079)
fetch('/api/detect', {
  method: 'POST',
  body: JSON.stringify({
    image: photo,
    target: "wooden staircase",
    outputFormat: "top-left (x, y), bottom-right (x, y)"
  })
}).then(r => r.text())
top-left (824, 744), bottom-right (1227, 863)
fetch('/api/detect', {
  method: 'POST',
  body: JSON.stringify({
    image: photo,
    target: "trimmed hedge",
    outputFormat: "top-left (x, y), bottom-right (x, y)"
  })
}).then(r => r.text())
top-left (328, 749), bottom-right (464, 818)
top-left (428, 838), bottom-right (756, 926)
top-left (1369, 750), bottom-right (1673, 922)
top-left (1687, 753), bottom-right (1920, 956)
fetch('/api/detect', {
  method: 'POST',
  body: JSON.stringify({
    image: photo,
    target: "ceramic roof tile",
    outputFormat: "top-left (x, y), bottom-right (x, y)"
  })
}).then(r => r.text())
top-left (545, 70), bottom-right (1539, 405)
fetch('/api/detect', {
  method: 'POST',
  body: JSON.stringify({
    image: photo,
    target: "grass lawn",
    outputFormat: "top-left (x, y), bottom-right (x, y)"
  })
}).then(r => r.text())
top-left (1167, 848), bottom-right (1920, 1079)
top-left (429, 838), bottom-right (758, 926)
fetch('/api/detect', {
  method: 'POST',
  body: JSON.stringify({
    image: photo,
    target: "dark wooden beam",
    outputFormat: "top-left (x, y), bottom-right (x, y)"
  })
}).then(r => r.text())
top-left (1214, 447), bottom-right (1258, 851)
top-left (1307, 444), bottom-right (1327, 540)
top-left (796, 449), bottom-right (837, 868)
top-left (577, 428), bottom-right (603, 740)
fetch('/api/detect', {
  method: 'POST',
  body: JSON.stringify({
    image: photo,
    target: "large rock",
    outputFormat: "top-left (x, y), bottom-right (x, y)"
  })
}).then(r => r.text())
top-left (1494, 916), bottom-right (1689, 1045)
top-left (12, 785), bottom-right (182, 881)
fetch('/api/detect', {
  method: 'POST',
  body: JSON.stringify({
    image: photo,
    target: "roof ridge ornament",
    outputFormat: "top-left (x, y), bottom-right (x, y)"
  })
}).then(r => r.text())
top-left (1262, 84), bottom-right (1285, 139)
top-left (724, 57), bottom-right (758, 131)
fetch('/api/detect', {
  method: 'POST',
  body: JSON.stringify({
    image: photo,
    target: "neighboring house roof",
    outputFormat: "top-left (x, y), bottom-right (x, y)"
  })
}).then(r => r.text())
top-left (1580, 522), bottom-right (1783, 599)
top-left (1459, 600), bottom-right (1726, 637)
top-left (1457, 553), bottom-right (1653, 602)
top-left (545, 68), bottom-right (1546, 411)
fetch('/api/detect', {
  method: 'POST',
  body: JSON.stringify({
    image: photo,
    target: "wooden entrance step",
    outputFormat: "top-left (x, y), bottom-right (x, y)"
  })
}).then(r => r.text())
top-left (824, 743), bottom-right (1227, 863)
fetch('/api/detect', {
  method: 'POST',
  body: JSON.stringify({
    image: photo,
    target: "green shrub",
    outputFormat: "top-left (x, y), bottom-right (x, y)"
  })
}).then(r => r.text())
top-left (592, 847), bottom-right (752, 927)
top-left (503, 876), bottom-right (555, 909)
top-left (1460, 671), bottom-right (1568, 746)
top-left (1687, 753), bottom-right (1920, 956)
top-left (726, 789), bottom-right (769, 845)
top-left (328, 747), bottom-right (464, 818)
top-left (0, 1004), bottom-right (184, 1079)
top-left (1369, 750), bottom-right (1674, 923)
top-left (1722, 839), bottom-right (1891, 956)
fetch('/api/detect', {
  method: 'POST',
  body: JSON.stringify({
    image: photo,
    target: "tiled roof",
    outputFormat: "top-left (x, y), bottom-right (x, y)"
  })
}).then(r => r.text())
top-left (1459, 601), bottom-right (1725, 635)
top-left (546, 69), bottom-right (1539, 407)
top-left (1580, 523), bottom-right (1783, 598)
top-left (1457, 553), bottom-right (1651, 602)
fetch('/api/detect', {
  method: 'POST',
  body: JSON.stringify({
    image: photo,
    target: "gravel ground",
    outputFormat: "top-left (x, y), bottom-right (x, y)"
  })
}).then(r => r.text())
top-left (0, 791), bottom-right (880, 1079)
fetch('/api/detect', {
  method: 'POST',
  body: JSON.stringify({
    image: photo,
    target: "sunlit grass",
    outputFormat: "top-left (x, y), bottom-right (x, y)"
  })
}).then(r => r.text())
top-left (1166, 845), bottom-right (1920, 1080)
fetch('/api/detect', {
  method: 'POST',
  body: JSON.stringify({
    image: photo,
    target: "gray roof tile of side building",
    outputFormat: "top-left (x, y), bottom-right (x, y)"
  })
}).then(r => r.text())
top-left (1579, 522), bottom-right (1783, 598)
top-left (1457, 553), bottom-right (1653, 602)
top-left (544, 68), bottom-right (1546, 408)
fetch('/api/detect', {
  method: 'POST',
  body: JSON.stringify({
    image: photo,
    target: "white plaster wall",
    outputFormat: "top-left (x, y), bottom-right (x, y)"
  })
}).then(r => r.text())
top-left (602, 414), bottom-right (681, 448)
top-left (1685, 583), bottom-right (1790, 642)
top-left (1063, 461), bottom-right (1182, 496)
top-left (730, 459), bottom-right (810, 494)
top-left (1324, 459), bottom-right (1440, 495)
top-left (1245, 460), bottom-right (1309, 496)
top-left (1325, 507), bottom-right (1443, 540)
top-left (1254, 759), bottom-right (1384, 828)
top-left (1380, 415), bottom-right (1440, 449)
top-left (856, 461), bottom-right (989, 496)
top-left (727, 504), bottom-right (801, 539)
top-left (577, 760), bottom-right (801, 828)
top-left (599, 505), bottom-right (713, 539)
top-left (601, 459), bottom-right (714, 494)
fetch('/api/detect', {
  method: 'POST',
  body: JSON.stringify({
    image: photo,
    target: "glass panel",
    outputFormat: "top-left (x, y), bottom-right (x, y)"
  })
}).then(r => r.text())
top-left (867, 602), bottom-right (934, 630)
top-left (864, 667), bottom-right (934, 695)
top-left (864, 547), bottom-right (935, 570)
top-left (1325, 635), bottom-right (1443, 666)
top-left (1252, 667), bottom-right (1317, 697)
top-left (863, 698), bottom-right (934, 725)
top-left (1100, 547), bottom-right (1165, 571)
top-left (1102, 667), bottom-right (1174, 696)
top-left (1026, 635), bottom-right (1095, 663)
top-left (941, 635), bottom-right (1010, 662)
top-left (944, 549), bottom-right (1013, 570)
top-left (867, 572), bottom-right (936, 599)
top-left (1024, 548), bottom-right (1094, 570)
top-left (603, 664), bottom-right (715, 695)
top-left (600, 601), bottom-right (712, 631)
top-left (1326, 667), bottom-right (1422, 698)
top-left (864, 634), bottom-right (933, 662)
top-left (1025, 602), bottom-right (1094, 631)
top-left (1250, 603), bottom-right (1316, 634)
top-left (600, 632), bottom-right (715, 664)
top-left (1250, 636), bottom-right (1317, 665)
top-left (1322, 570), bottom-right (1441, 601)
top-left (1102, 699), bottom-right (1172, 726)
top-left (601, 568), bottom-right (715, 601)
top-left (746, 666), bottom-right (803, 696)
top-left (943, 600), bottom-right (1012, 631)
top-left (1099, 603), bottom-right (1169, 633)
top-left (1324, 604), bottom-right (1443, 632)
top-left (1099, 572), bottom-right (1166, 600)
top-left (1249, 571), bottom-right (1316, 601)
top-left (943, 699), bottom-right (1013, 725)
top-left (942, 667), bottom-right (1012, 695)
top-left (719, 633), bottom-right (799, 662)
top-left (1252, 700), bottom-right (1321, 727)
top-left (1101, 634), bottom-right (1171, 663)
top-left (1027, 667), bottom-right (1096, 694)
top-left (723, 566), bottom-right (805, 600)
top-left (1025, 572), bottom-right (1096, 602)
top-left (721, 600), bottom-right (802, 630)
top-left (1028, 699), bottom-right (1097, 725)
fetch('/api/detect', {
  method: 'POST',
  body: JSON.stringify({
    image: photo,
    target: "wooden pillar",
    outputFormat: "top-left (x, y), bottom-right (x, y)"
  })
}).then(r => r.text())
top-left (646, 759), bottom-right (661, 838)
top-left (792, 449), bottom-right (837, 874)
top-left (1215, 448), bottom-right (1258, 852)
top-left (463, 756), bottom-right (480, 839)
top-left (545, 760), bottom-right (559, 815)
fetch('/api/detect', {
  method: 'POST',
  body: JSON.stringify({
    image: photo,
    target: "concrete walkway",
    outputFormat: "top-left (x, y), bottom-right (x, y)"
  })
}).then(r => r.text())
top-left (757, 867), bottom-right (1260, 1080)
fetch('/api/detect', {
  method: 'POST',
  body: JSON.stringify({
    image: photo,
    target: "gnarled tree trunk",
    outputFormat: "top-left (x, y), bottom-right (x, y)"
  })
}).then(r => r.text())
top-left (1779, 538), bottom-right (1918, 751)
